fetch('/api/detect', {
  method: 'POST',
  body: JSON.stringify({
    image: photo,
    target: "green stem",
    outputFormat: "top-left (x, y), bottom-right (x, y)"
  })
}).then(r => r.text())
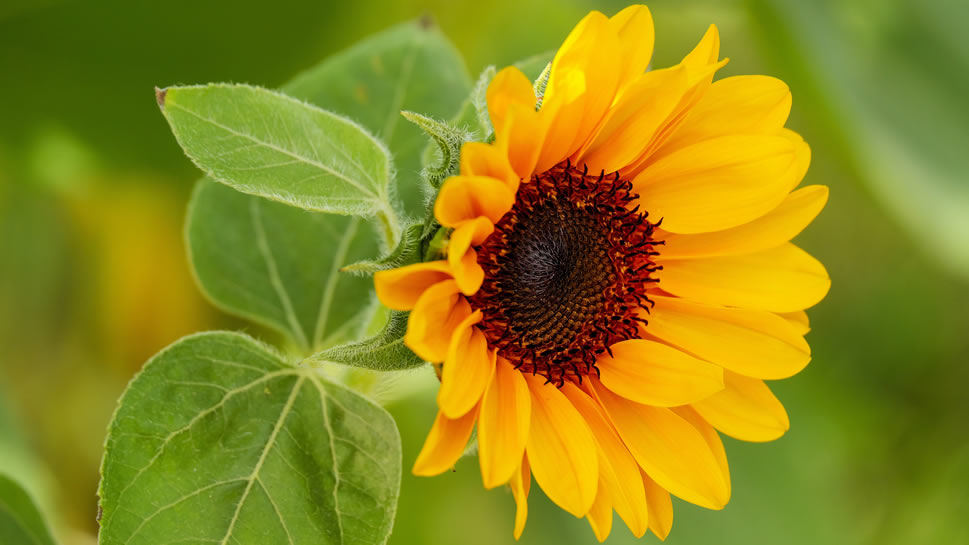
top-left (376, 204), bottom-right (401, 252)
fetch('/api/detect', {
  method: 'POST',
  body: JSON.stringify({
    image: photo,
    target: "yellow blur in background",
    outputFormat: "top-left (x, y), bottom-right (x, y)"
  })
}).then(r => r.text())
top-left (1, 0), bottom-right (967, 544)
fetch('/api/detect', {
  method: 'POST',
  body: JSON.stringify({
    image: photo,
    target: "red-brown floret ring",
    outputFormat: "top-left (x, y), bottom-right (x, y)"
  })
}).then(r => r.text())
top-left (469, 160), bottom-right (664, 386)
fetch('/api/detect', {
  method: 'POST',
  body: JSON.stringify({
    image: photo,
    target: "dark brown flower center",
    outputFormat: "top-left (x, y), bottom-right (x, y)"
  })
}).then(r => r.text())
top-left (469, 161), bottom-right (663, 386)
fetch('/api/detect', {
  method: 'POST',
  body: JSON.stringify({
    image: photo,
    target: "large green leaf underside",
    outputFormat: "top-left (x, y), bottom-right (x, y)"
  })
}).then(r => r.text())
top-left (0, 474), bottom-right (57, 545)
top-left (285, 20), bottom-right (471, 217)
top-left (187, 180), bottom-right (377, 352)
top-left (98, 332), bottom-right (400, 545)
top-left (160, 84), bottom-right (395, 219)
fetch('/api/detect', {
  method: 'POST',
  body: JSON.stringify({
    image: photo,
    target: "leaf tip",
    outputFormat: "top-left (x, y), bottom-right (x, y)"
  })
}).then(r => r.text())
top-left (155, 86), bottom-right (168, 109)
top-left (399, 110), bottom-right (422, 123)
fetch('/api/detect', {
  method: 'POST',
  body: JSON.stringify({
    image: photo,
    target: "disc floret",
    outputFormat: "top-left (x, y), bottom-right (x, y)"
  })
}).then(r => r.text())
top-left (470, 161), bottom-right (663, 386)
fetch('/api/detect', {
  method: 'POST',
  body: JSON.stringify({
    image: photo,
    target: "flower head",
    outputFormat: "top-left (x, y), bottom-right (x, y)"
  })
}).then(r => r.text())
top-left (375, 5), bottom-right (829, 541)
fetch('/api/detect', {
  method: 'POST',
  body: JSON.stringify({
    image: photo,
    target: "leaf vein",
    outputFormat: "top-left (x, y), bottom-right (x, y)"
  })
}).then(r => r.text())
top-left (313, 217), bottom-right (362, 348)
top-left (381, 32), bottom-right (422, 142)
top-left (219, 376), bottom-right (306, 545)
top-left (313, 374), bottom-right (345, 545)
top-left (113, 369), bottom-right (298, 505)
top-left (121, 479), bottom-right (248, 545)
top-left (249, 197), bottom-right (310, 349)
top-left (256, 477), bottom-right (296, 545)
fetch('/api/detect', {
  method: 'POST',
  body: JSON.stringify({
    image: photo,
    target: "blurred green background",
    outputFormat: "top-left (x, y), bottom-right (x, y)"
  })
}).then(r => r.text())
top-left (1, 0), bottom-right (967, 543)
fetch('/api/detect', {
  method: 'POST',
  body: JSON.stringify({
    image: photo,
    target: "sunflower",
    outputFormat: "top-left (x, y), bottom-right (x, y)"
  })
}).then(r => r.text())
top-left (374, 4), bottom-right (829, 541)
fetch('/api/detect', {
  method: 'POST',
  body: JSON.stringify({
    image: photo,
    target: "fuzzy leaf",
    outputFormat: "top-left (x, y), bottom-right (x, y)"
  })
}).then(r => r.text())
top-left (401, 111), bottom-right (472, 189)
top-left (468, 66), bottom-right (498, 140)
top-left (97, 332), bottom-right (400, 545)
top-left (181, 21), bottom-right (474, 351)
top-left (158, 83), bottom-right (399, 222)
top-left (341, 223), bottom-right (423, 276)
top-left (307, 311), bottom-right (423, 372)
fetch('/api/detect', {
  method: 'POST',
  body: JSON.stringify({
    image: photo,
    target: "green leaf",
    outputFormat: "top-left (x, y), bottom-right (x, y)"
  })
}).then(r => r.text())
top-left (340, 223), bottom-right (423, 276)
top-left (97, 331), bottom-right (400, 545)
top-left (0, 474), bottom-right (57, 545)
top-left (158, 83), bottom-right (400, 228)
top-left (186, 179), bottom-right (378, 352)
top-left (285, 19), bottom-right (472, 217)
top-left (307, 311), bottom-right (423, 372)
top-left (180, 22), bottom-right (472, 355)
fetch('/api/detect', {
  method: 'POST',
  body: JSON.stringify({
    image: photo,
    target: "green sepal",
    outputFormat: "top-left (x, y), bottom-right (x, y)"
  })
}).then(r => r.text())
top-left (533, 61), bottom-right (551, 109)
top-left (341, 222), bottom-right (423, 276)
top-left (470, 66), bottom-right (497, 142)
top-left (420, 213), bottom-right (441, 245)
top-left (307, 310), bottom-right (424, 372)
top-left (401, 110), bottom-right (472, 190)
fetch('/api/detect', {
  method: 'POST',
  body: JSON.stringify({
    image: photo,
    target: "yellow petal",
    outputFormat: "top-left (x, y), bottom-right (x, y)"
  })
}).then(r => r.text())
top-left (672, 406), bottom-right (731, 498)
top-left (666, 24), bottom-right (724, 126)
top-left (596, 339), bottom-right (723, 407)
top-left (622, 24), bottom-right (726, 175)
top-left (659, 185), bottom-right (829, 260)
top-left (404, 279), bottom-right (469, 362)
top-left (647, 295), bottom-right (811, 380)
top-left (680, 24), bottom-right (721, 74)
top-left (412, 404), bottom-right (479, 476)
top-left (578, 66), bottom-right (689, 173)
top-left (497, 102), bottom-right (545, 180)
top-left (459, 141), bottom-right (519, 189)
top-left (641, 471), bottom-right (673, 541)
top-left (438, 310), bottom-right (494, 418)
top-left (608, 4), bottom-right (655, 89)
top-left (779, 128), bottom-right (812, 190)
top-left (538, 11), bottom-right (622, 171)
top-left (586, 486), bottom-right (613, 542)
top-left (435, 175), bottom-right (514, 228)
top-left (591, 378), bottom-right (729, 510)
top-left (658, 75), bottom-right (792, 156)
top-left (478, 357), bottom-right (531, 488)
top-left (692, 371), bottom-right (790, 442)
top-left (657, 243), bottom-right (831, 312)
top-left (374, 260), bottom-right (452, 311)
top-left (487, 66), bottom-right (537, 137)
top-left (448, 217), bottom-right (493, 295)
top-left (510, 456), bottom-right (531, 540)
top-left (523, 373), bottom-right (599, 517)
top-left (561, 382), bottom-right (648, 538)
top-left (779, 310), bottom-right (811, 335)
top-left (633, 134), bottom-right (800, 234)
